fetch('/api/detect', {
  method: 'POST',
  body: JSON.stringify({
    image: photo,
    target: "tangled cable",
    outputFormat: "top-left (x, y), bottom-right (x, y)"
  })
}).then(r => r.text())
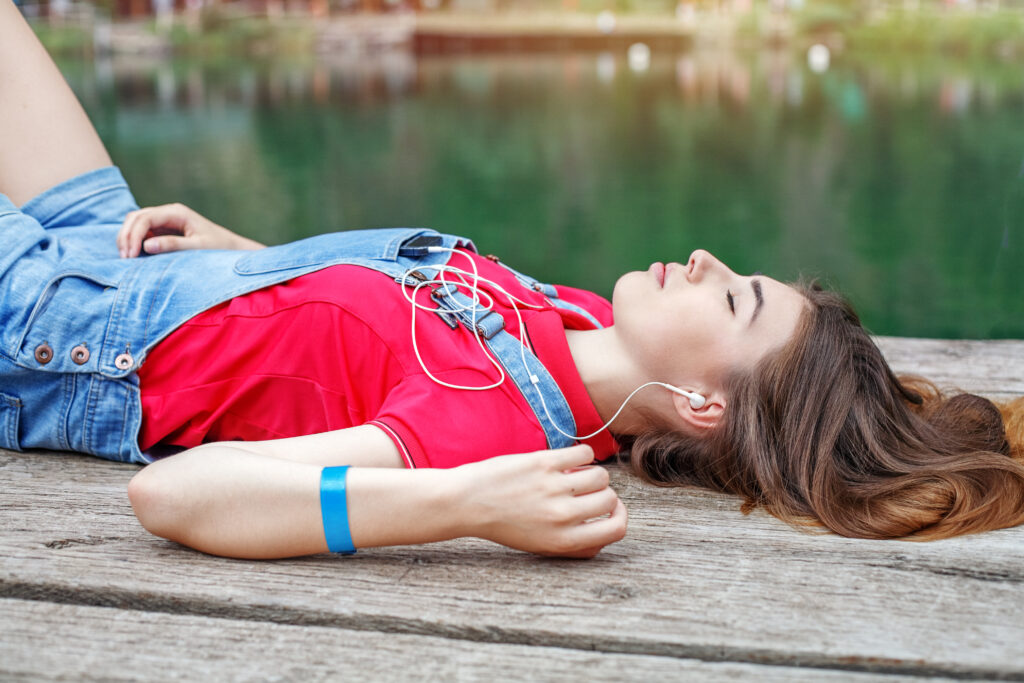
top-left (399, 247), bottom-right (684, 442)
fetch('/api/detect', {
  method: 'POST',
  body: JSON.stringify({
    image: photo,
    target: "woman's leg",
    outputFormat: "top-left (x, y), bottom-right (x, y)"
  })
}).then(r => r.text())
top-left (0, 0), bottom-right (112, 206)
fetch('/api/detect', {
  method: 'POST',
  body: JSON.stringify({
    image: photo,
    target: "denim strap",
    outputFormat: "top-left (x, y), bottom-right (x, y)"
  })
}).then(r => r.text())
top-left (417, 274), bottom-right (577, 448)
top-left (492, 260), bottom-right (604, 329)
top-left (479, 323), bottom-right (577, 448)
top-left (545, 296), bottom-right (603, 329)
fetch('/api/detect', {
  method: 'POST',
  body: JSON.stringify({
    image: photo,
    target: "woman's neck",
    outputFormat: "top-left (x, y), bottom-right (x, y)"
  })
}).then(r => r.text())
top-left (565, 327), bottom-right (655, 436)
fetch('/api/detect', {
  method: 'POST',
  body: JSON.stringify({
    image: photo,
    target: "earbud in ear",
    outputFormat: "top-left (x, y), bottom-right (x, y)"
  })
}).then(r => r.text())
top-left (660, 383), bottom-right (706, 410)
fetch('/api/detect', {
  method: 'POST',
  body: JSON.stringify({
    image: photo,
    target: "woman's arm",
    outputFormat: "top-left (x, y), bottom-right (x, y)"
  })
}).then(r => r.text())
top-left (127, 430), bottom-right (626, 559)
top-left (117, 203), bottom-right (265, 258)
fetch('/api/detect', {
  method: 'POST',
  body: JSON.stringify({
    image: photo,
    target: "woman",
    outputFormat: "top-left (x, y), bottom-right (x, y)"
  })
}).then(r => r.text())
top-left (4, 2), bottom-right (1023, 560)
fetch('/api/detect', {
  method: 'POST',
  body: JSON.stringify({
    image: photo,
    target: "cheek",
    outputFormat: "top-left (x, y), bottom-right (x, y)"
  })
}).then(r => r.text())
top-left (639, 310), bottom-right (713, 367)
top-left (709, 338), bottom-right (768, 380)
top-left (682, 327), bottom-right (746, 375)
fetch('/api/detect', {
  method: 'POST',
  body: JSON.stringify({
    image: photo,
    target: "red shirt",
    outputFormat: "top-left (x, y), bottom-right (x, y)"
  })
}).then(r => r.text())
top-left (137, 250), bottom-right (617, 468)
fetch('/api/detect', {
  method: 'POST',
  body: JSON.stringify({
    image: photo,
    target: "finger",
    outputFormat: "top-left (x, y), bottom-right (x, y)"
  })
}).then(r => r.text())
top-left (124, 208), bottom-right (163, 258)
top-left (568, 498), bottom-right (628, 550)
top-left (567, 487), bottom-right (619, 523)
top-left (127, 206), bottom-right (190, 258)
top-left (547, 444), bottom-right (596, 470)
top-left (119, 209), bottom-right (152, 257)
top-left (143, 234), bottom-right (199, 255)
top-left (117, 210), bottom-right (138, 256)
top-left (122, 210), bottom-right (157, 258)
top-left (560, 465), bottom-right (610, 496)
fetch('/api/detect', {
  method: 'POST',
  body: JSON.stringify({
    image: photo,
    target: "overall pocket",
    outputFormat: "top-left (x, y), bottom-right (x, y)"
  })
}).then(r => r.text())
top-left (0, 392), bottom-right (22, 451)
top-left (18, 270), bottom-right (120, 374)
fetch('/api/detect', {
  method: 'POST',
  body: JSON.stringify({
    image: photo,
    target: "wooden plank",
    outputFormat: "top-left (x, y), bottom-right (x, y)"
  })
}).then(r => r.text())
top-left (874, 337), bottom-right (1024, 402)
top-left (0, 598), bottom-right (923, 682)
top-left (3, 337), bottom-right (1022, 678)
top-left (2, 450), bottom-right (1022, 679)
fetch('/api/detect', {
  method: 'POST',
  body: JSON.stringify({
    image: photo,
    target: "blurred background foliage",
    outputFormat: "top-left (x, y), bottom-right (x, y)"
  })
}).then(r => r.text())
top-left (21, 0), bottom-right (1024, 338)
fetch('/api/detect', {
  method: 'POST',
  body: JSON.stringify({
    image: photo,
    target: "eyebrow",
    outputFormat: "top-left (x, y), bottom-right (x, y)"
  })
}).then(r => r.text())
top-left (749, 279), bottom-right (763, 325)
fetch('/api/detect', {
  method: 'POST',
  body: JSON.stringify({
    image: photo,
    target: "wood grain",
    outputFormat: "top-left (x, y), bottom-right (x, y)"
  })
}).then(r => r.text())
top-left (2, 450), bottom-right (1022, 678)
top-left (874, 337), bottom-right (1024, 401)
top-left (2, 336), bottom-right (1023, 679)
top-left (1, 598), bottom-right (928, 682)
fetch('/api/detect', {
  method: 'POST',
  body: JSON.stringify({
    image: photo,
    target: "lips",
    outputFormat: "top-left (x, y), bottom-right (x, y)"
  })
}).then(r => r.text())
top-left (652, 262), bottom-right (666, 287)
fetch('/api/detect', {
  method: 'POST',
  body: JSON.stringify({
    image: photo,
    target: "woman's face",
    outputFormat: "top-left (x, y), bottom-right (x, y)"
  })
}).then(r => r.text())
top-left (612, 249), bottom-right (807, 392)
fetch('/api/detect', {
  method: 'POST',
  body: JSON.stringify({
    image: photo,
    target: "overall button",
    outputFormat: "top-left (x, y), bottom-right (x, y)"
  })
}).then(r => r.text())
top-left (70, 345), bottom-right (90, 365)
top-left (114, 353), bottom-right (134, 371)
top-left (34, 343), bottom-right (53, 365)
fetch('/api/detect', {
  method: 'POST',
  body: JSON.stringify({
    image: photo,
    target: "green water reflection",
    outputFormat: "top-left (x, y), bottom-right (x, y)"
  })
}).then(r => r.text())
top-left (60, 50), bottom-right (1024, 339)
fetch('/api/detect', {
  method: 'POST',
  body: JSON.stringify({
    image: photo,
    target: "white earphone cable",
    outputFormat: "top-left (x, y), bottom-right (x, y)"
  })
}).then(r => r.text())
top-left (401, 247), bottom-right (699, 439)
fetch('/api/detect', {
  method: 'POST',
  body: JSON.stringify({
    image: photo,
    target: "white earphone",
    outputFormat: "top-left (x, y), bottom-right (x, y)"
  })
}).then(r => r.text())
top-left (654, 383), bottom-right (707, 410)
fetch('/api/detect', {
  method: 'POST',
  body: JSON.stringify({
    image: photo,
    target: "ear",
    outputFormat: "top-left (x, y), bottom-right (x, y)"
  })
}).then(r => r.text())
top-left (670, 390), bottom-right (725, 432)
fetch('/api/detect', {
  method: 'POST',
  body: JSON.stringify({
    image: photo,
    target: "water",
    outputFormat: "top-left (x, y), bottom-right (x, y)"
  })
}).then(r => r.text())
top-left (59, 49), bottom-right (1024, 339)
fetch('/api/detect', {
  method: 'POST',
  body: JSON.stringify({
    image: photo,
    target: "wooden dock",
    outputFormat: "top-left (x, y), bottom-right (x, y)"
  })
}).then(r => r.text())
top-left (411, 13), bottom-right (697, 53)
top-left (314, 13), bottom-right (698, 55)
top-left (3, 337), bottom-right (1023, 681)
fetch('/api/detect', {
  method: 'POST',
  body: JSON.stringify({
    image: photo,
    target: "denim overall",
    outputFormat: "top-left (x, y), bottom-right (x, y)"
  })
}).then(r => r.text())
top-left (0, 169), bottom-right (598, 465)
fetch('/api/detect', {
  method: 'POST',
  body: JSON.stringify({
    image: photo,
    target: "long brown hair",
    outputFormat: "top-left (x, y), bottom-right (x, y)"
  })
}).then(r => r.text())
top-left (626, 283), bottom-right (1024, 540)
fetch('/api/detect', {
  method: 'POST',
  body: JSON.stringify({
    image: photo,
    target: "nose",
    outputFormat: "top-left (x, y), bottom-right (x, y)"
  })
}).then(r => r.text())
top-left (686, 249), bottom-right (731, 283)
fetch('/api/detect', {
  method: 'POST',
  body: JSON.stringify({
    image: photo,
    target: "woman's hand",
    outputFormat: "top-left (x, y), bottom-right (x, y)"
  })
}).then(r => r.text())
top-left (452, 445), bottom-right (628, 558)
top-left (117, 202), bottom-right (265, 258)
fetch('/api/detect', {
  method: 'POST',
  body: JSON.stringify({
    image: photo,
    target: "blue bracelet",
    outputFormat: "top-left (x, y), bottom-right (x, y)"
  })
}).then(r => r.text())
top-left (320, 466), bottom-right (356, 555)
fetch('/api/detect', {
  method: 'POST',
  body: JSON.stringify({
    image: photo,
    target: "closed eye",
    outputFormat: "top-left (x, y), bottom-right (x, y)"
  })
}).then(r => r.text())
top-left (726, 290), bottom-right (735, 314)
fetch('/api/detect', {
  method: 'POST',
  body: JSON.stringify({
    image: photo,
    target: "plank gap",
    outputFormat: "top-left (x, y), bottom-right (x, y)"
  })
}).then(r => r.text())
top-left (2, 579), bottom-right (1018, 681)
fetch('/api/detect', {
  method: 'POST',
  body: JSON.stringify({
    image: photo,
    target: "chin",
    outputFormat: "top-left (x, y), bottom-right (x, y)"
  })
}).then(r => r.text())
top-left (611, 270), bottom-right (644, 304)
